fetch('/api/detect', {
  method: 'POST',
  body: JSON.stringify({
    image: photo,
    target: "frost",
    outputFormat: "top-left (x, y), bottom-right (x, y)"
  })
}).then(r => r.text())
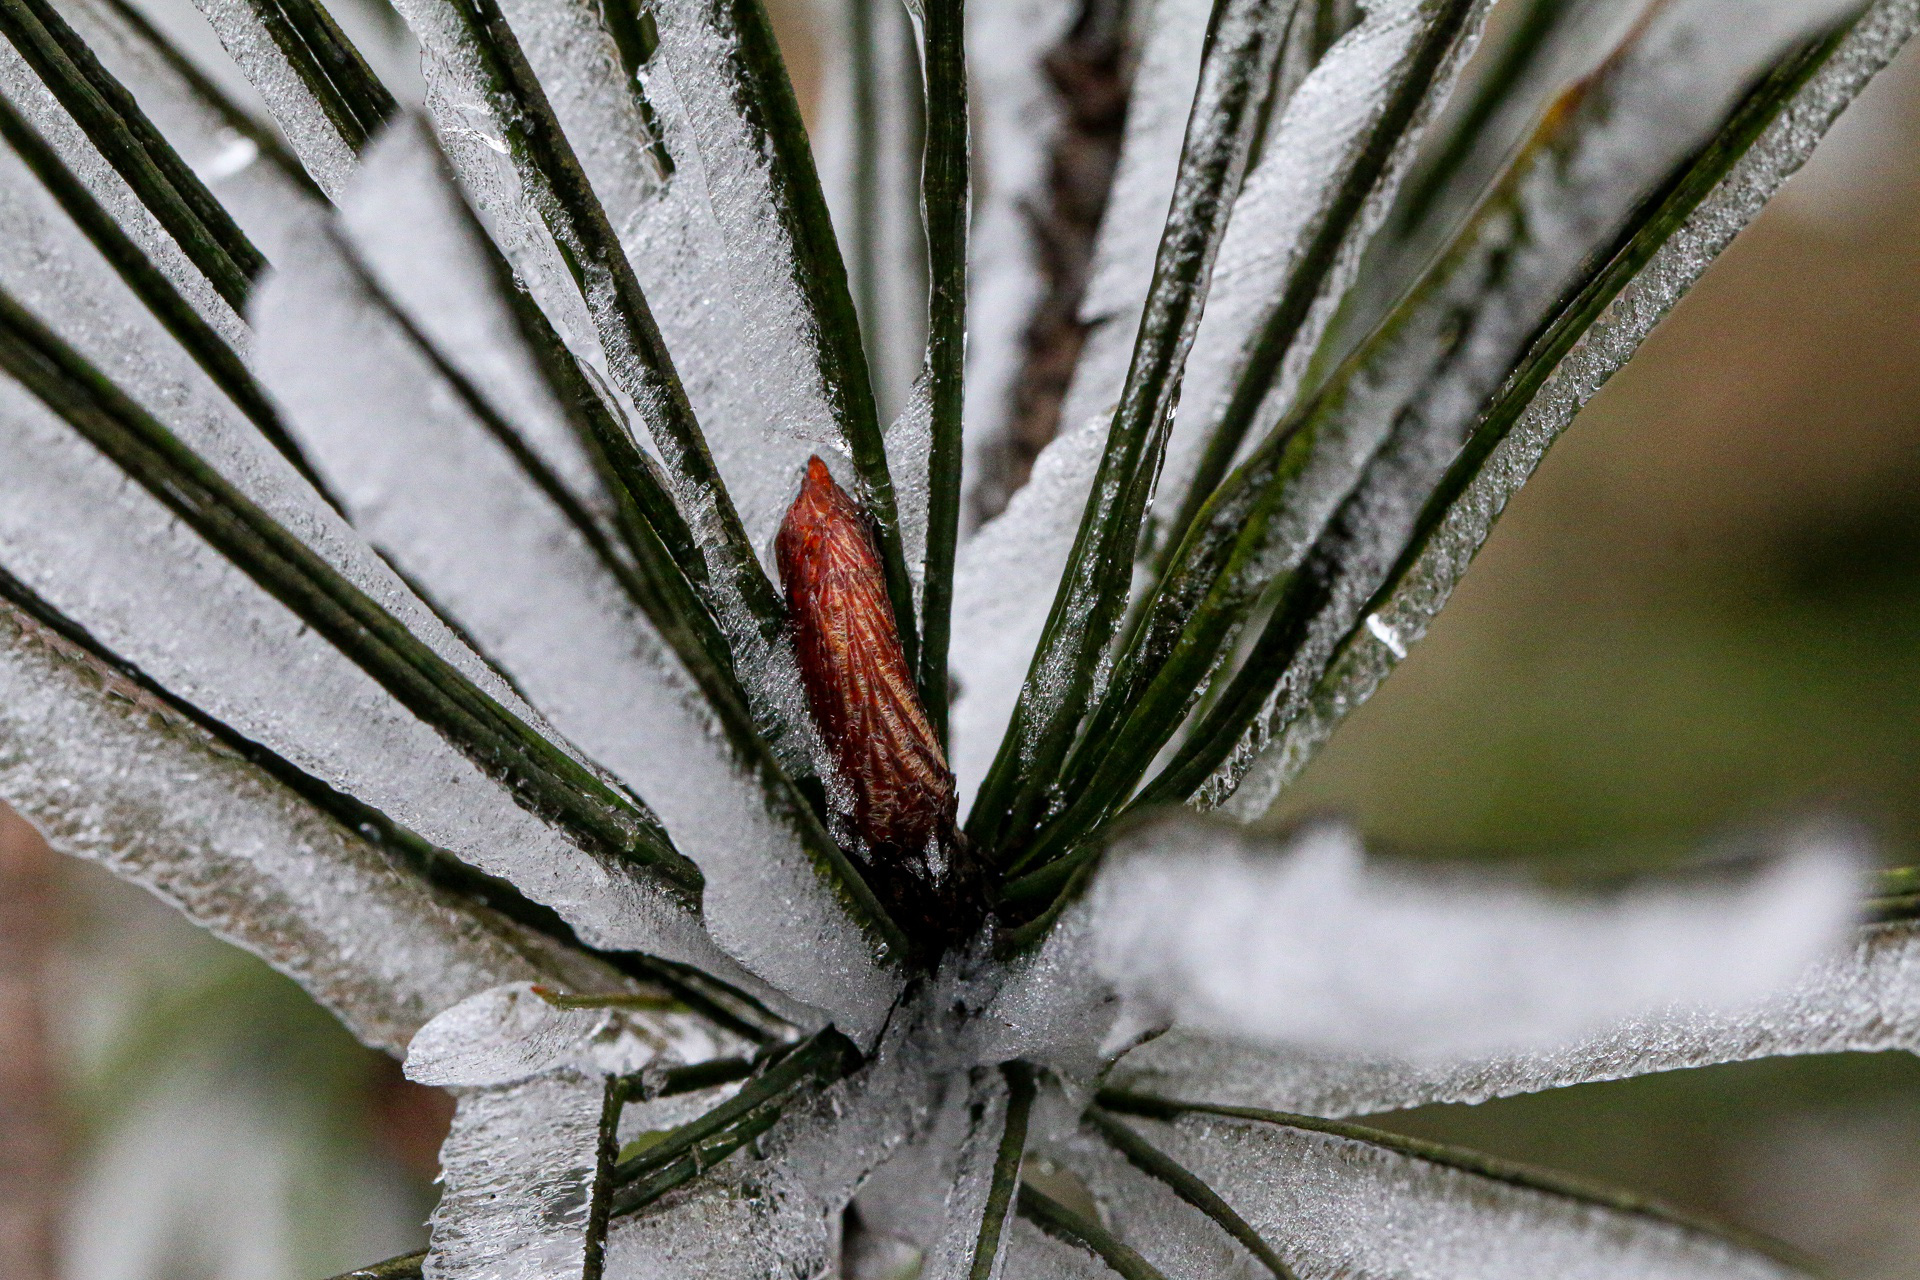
top-left (0, 595), bottom-right (616, 1057)
top-left (950, 412), bottom-right (1107, 812)
top-left (1080, 1108), bottom-right (1808, 1280)
top-left (252, 194), bottom-right (904, 1038)
top-left (1222, 0), bottom-right (1920, 817)
top-left (405, 982), bottom-right (730, 1087)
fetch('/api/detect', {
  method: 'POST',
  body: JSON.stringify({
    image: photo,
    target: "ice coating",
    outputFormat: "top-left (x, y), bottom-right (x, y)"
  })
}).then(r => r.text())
top-left (998, 1217), bottom-right (1114, 1280)
top-left (603, 1011), bottom-right (943, 1279)
top-left (0, 593), bottom-right (638, 1057)
top-left (0, 218), bottom-right (715, 968)
top-left (1076, 0), bottom-right (1211, 328)
top-left (855, 1068), bottom-right (1011, 1280)
top-left (0, 38), bottom-right (251, 350)
top-left (949, 411), bottom-right (1107, 812)
top-left (339, 117), bottom-right (600, 500)
top-left (1085, 1109), bottom-right (1807, 1280)
top-left (1221, 0), bottom-right (1919, 818)
top-left (886, 370), bottom-right (935, 609)
top-left (956, 0), bottom-right (1076, 525)
top-left (1155, 0), bottom-right (1494, 541)
top-left (1329, 0), bottom-right (1658, 357)
top-left (1080, 817), bottom-right (1862, 1060)
top-left (1112, 918), bottom-right (1920, 1120)
top-left (428, 1071), bottom-right (607, 1280)
top-left (1026, 0), bottom-right (1213, 480)
top-left (404, 982), bottom-right (731, 1088)
top-left (0, 103), bottom-right (603, 757)
top-left (1140, 0), bottom-right (1864, 815)
top-left (57, 0), bottom-right (325, 264)
top-left (1054, 1119), bottom-right (1283, 1280)
top-left (252, 213), bottom-right (904, 1038)
top-left (185, 0), bottom-right (360, 192)
top-left (391, 0), bottom-right (605, 396)
top-left (389, 0), bottom-right (863, 596)
top-left (642, 0), bottom-right (880, 516)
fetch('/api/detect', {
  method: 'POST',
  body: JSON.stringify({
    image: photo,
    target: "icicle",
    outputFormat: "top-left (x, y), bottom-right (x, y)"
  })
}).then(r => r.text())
top-left (428, 1071), bottom-right (607, 1280)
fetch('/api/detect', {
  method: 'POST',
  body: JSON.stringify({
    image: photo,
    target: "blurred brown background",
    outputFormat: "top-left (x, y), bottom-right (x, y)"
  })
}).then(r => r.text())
top-left (5, 1), bottom-right (1920, 1276)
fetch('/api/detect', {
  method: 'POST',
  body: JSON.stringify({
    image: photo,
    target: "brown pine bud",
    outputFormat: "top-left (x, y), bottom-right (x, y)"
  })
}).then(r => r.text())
top-left (776, 457), bottom-right (955, 864)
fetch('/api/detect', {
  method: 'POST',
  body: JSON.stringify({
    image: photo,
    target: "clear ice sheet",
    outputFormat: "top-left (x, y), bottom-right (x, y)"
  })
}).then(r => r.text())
top-left (0, 596), bottom-right (622, 1058)
top-left (252, 203), bottom-right (903, 1037)
top-left (404, 981), bottom-right (732, 1088)
top-left (1078, 816), bottom-right (1862, 1061)
top-left (1156, 0), bottom-right (1494, 541)
top-left (1106, 1109), bottom-right (1807, 1280)
top-left (428, 1071), bottom-right (607, 1280)
top-left (1221, 0), bottom-right (1920, 819)
top-left (1112, 916), bottom-right (1920, 1120)
top-left (185, 0), bottom-right (360, 192)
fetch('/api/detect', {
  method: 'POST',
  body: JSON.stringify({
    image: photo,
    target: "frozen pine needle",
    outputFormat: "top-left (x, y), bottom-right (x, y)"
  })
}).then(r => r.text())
top-left (0, 0), bottom-right (1912, 1276)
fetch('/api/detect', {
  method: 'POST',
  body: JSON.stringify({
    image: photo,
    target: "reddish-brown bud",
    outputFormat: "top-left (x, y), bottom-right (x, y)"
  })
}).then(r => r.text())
top-left (776, 457), bottom-right (955, 864)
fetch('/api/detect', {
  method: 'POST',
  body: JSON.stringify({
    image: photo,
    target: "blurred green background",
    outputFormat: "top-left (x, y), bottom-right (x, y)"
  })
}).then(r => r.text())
top-left (3, 0), bottom-right (1920, 1276)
